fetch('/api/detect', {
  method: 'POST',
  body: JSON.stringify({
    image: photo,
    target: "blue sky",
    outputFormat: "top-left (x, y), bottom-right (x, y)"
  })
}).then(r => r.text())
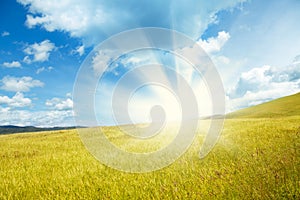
top-left (0, 0), bottom-right (300, 127)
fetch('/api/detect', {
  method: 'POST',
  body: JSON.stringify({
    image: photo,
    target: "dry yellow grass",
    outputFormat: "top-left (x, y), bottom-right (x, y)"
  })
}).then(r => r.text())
top-left (0, 116), bottom-right (299, 199)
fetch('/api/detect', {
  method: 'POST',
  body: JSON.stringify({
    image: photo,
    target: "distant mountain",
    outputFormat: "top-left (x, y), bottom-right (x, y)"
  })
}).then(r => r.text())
top-left (227, 92), bottom-right (300, 118)
top-left (0, 125), bottom-right (79, 135)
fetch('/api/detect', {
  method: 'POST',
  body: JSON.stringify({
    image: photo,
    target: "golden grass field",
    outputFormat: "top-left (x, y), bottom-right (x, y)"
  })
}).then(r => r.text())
top-left (0, 93), bottom-right (299, 199)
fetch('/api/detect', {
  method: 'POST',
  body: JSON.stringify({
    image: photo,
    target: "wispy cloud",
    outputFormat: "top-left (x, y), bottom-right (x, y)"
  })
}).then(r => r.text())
top-left (36, 66), bottom-right (54, 74)
top-left (1, 31), bottom-right (10, 37)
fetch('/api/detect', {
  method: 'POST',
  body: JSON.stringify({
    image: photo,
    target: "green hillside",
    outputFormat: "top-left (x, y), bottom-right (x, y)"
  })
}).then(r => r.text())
top-left (227, 92), bottom-right (300, 118)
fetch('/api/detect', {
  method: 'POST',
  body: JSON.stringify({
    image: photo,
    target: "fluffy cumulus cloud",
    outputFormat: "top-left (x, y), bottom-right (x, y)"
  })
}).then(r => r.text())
top-left (175, 31), bottom-right (230, 60)
top-left (227, 56), bottom-right (300, 111)
top-left (0, 93), bottom-right (74, 127)
top-left (46, 97), bottom-right (73, 111)
top-left (23, 40), bottom-right (55, 63)
top-left (0, 76), bottom-right (44, 92)
top-left (198, 31), bottom-right (230, 54)
top-left (2, 61), bottom-right (21, 68)
top-left (0, 92), bottom-right (31, 108)
top-left (17, 0), bottom-right (247, 46)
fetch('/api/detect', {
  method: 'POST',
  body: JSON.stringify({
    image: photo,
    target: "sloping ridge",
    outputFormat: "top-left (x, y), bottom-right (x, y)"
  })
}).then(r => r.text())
top-left (227, 92), bottom-right (300, 118)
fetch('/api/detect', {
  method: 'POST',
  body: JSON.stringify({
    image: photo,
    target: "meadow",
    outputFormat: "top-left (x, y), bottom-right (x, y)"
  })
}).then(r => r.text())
top-left (0, 94), bottom-right (299, 199)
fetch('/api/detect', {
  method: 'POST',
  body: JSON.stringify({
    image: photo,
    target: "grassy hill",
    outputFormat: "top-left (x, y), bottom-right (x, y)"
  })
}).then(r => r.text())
top-left (227, 92), bottom-right (300, 118)
top-left (0, 93), bottom-right (299, 199)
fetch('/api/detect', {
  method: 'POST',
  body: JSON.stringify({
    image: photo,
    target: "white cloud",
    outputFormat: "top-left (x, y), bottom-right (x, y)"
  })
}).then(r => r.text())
top-left (0, 93), bottom-right (74, 127)
top-left (36, 110), bottom-right (74, 127)
top-left (0, 109), bottom-right (31, 126)
top-left (0, 76), bottom-right (44, 92)
top-left (220, 1), bottom-right (300, 71)
top-left (92, 49), bottom-right (118, 75)
top-left (198, 31), bottom-right (230, 54)
top-left (227, 58), bottom-right (300, 112)
top-left (46, 97), bottom-right (73, 111)
top-left (66, 92), bottom-right (72, 98)
top-left (292, 55), bottom-right (300, 65)
top-left (124, 56), bottom-right (144, 65)
top-left (227, 82), bottom-right (300, 112)
top-left (0, 92), bottom-right (31, 108)
top-left (170, 31), bottom-right (230, 89)
top-left (213, 55), bottom-right (230, 65)
top-left (18, 0), bottom-right (106, 44)
top-left (23, 40), bottom-right (55, 63)
top-left (0, 108), bottom-right (74, 127)
top-left (17, 0), bottom-right (246, 46)
top-left (1, 31), bottom-right (10, 37)
top-left (2, 61), bottom-right (21, 68)
top-left (36, 66), bottom-right (54, 74)
top-left (25, 14), bottom-right (52, 29)
top-left (36, 67), bottom-right (44, 74)
top-left (23, 56), bottom-right (31, 64)
top-left (0, 106), bottom-right (10, 113)
top-left (173, 31), bottom-right (231, 75)
top-left (75, 45), bottom-right (85, 56)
